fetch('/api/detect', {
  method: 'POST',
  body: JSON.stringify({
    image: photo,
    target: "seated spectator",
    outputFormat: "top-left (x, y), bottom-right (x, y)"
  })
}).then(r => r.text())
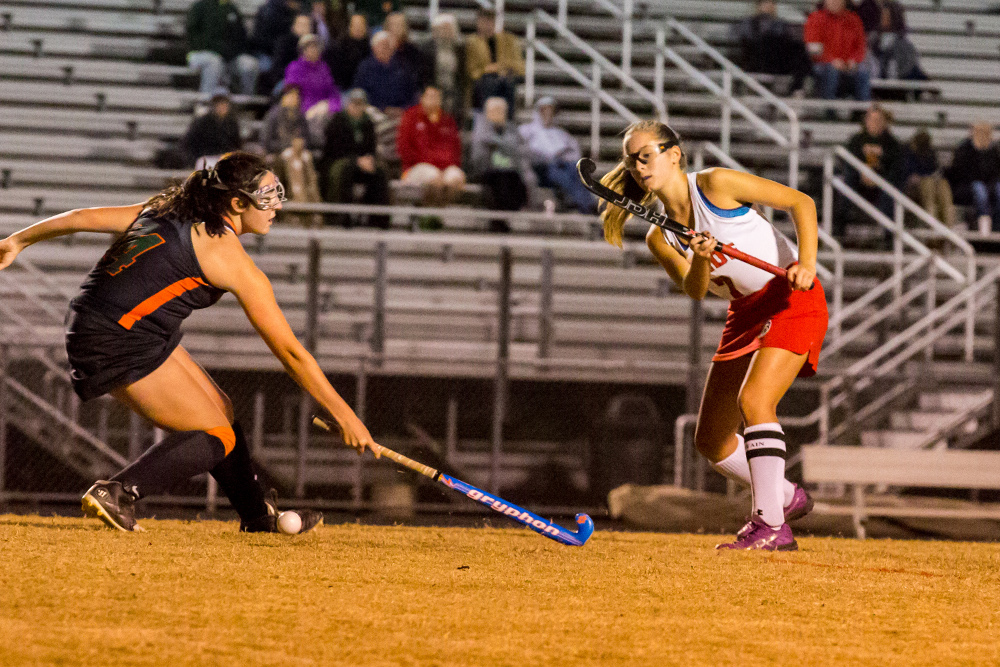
top-left (186, 0), bottom-right (259, 95)
top-left (396, 85), bottom-right (466, 210)
top-left (856, 0), bottom-right (904, 35)
top-left (470, 97), bottom-right (533, 232)
top-left (250, 0), bottom-right (302, 78)
top-left (322, 89), bottom-right (391, 228)
top-left (946, 122), bottom-right (1000, 234)
top-left (274, 134), bottom-right (323, 226)
top-left (353, 31), bottom-right (419, 112)
top-left (284, 34), bottom-right (342, 142)
top-left (805, 0), bottom-right (871, 108)
top-left (901, 128), bottom-right (955, 229)
top-left (384, 12), bottom-right (425, 83)
top-left (354, 0), bottom-right (398, 30)
top-left (420, 13), bottom-right (467, 124)
top-left (266, 13), bottom-right (314, 95)
top-left (261, 83), bottom-right (311, 157)
top-left (466, 9), bottom-right (524, 113)
top-left (732, 0), bottom-right (812, 96)
top-left (182, 89), bottom-right (243, 168)
top-left (309, 0), bottom-right (341, 49)
top-left (866, 4), bottom-right (926, 83)
top-left (324, 14), bottom-right (371, 91)
top-left (518, 97), bottom-right (596, 214)
top-left (836, 103), bottom-right (901, 241)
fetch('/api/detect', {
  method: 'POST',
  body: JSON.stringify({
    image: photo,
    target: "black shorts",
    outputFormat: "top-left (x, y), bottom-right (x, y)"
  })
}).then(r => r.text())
top-left (66, 307), bottom-right (182, 401)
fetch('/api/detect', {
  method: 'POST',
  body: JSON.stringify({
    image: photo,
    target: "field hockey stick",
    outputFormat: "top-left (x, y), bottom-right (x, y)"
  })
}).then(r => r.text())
top-left (311, 416), bottom-right (594, 547)
top-left (576, 158), bottom-right (789, 280)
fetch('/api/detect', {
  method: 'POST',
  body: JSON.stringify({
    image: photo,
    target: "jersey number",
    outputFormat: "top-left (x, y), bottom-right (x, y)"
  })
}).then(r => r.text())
top-left (709, 244), bottom-right (743, 298)
top-left (104, 233), bottom-right (165, 276)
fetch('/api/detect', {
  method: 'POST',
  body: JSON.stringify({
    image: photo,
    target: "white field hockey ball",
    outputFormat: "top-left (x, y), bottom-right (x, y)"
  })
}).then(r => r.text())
top-left (277, 511), bottom-right (303, 534)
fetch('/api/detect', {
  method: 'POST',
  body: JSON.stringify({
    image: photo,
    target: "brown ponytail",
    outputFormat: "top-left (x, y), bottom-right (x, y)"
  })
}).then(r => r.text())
top-left (600, 120), bottom-right (686, 247)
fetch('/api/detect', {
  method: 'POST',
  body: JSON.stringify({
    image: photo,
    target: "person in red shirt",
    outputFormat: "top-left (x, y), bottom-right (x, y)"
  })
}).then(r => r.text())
top-left (804, 0), bottom-right (872, 103)
top-left (396, 85), bottom-right (466, 207)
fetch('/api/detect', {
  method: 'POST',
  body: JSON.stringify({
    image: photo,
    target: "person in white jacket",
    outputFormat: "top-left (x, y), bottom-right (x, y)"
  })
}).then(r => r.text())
top-left (518, 97), bottom-right (597, 213)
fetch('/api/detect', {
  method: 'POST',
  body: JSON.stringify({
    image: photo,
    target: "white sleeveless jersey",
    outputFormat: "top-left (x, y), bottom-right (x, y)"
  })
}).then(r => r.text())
top-left (658, 171), bottom-right (799, 301)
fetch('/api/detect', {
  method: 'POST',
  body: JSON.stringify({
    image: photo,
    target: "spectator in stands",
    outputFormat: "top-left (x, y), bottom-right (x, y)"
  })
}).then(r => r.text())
top-left (396, 85), bottom-right (466, 211)
top-left (384, 12), bottom-right (425, 83)
top-left (309, 0), bottom-right (341, 48)
top-left (732, 0), bottom-right (812, 96)
top-left (354, 0), bottom-right (398, 29)
top-left (470, 97), bottom-right (533, 232)
top-left (322, 89), bottom-right (391, 228)
top-left (466, 9), bottom-right (525, 113)
top-left (804, 0), bottom-right (871, 109)
top-left (419, 13), bottom-right (467, 124)
top-left (518, 97), bottom-right (596, 214)
top-left (261, 83), bottom-right (311, 156)
top-left (947, 122), bottom-right (1000, 234)
top-left (838, 103), bottom-right (901, 240)
top-left (865, 3), bottom-right (926, 83)
top-left (273, 135), bottom-right (323, 226)
top-left (856, 0), bottom-right (905, 35)
top-left (250, 0), bottom-right (302, 76)
top-left (901, 128), bottom-right (956, 229)
top-left (353, 31), bottom-right (419, 112)
top-left (182, 89), bottom-right (243, 168)
top-left (266, 13), bottom-right (314, 95)
top-left (284, 34), bottom-right (342, 143)
top-left (186, 0), bottom-right (260, 95)
top-left (324, 13), bottom-right (371, 91)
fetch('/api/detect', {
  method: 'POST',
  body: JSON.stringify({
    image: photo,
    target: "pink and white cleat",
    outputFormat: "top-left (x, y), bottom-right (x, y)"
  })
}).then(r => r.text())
top-left (718, 517), bottom-right (798, 551)
top-left (784, 484), bottom-right (814, 523)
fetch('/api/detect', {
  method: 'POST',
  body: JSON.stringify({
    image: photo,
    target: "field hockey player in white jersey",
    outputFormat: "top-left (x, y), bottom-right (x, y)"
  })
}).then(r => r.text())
top-left (601, 120), bottom-right (829, 551)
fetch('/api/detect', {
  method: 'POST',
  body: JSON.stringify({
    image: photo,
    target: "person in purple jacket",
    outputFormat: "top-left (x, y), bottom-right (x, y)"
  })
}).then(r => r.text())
top-left (283, 33), bottom-right (342, 116)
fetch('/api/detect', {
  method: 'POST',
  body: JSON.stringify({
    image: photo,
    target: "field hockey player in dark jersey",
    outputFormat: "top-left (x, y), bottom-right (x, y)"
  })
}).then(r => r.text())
top-left (0, 151), bottom-right (379, 533)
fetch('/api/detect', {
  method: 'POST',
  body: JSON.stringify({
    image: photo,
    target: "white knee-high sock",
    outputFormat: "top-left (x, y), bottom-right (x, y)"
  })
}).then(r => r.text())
top-left (744, 423), bottom-right (787, 528)
top-left (710, 434), bottom-right (796, 507)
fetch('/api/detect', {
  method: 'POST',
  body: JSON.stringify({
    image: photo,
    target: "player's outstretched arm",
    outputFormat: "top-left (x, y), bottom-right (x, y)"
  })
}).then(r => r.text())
top-left (0, 204), bottom-right (145, 271)
top-left (698, 168), bottom-right (817, 291)
top-left (198, 232), bottom-right (379, 456)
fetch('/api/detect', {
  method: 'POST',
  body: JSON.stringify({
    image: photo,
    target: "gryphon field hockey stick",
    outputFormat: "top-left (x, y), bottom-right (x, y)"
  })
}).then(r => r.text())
top-left (311, 416), bottom-right (594, 547)
top-left (576, 158), bottom-right (790, 280)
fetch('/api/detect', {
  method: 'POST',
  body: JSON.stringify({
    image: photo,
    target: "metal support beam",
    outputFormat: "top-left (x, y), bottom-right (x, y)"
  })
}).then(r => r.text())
top-left (490, 247), bottom-right (513, 494)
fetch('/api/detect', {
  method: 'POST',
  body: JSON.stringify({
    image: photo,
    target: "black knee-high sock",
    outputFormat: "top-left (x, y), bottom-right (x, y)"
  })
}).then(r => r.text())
top-left (112, 430), bottom-right (228, 499)
top-left (209, 422), bottom-right (269, 525)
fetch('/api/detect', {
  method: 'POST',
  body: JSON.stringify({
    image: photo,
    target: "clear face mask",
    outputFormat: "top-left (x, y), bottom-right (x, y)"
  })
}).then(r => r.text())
top-left (241, 180), bottom-right (287, 211)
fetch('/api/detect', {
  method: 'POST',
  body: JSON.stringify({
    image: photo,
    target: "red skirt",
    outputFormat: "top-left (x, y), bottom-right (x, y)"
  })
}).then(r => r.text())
top-left (713, 276), bottom-right (828, 377)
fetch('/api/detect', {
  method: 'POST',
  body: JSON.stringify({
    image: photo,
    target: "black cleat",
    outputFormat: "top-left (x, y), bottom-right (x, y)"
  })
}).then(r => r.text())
top-left (263, 488), bottom-right (323, 535)
top-left (82, 480), bottom-right (144, 532)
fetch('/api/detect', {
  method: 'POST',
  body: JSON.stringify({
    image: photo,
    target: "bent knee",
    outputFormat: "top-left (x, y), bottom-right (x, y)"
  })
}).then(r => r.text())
top-left (737, 386), bottom-right (778, 423)
top-left (206, 425), bottom-right (236, 455)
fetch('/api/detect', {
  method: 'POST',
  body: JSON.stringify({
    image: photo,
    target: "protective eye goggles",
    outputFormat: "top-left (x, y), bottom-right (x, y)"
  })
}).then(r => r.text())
top-left (624, 141), bottom-right (676, 170)
top-left (240, 181), bottom-right (287, 211)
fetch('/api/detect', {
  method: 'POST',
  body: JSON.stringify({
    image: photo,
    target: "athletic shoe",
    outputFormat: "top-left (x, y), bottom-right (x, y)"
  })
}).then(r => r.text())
top-left (81, 480), bottom-right (144, 532)
top-left (784, 484), bottom-right (814, 523)
top-left (258, 488), bottom-right (323, 535)
top-left (717, 517), bottom-right (797, 551)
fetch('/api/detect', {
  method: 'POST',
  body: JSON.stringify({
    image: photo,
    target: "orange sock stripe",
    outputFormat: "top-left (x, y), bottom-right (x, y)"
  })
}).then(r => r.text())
top-left (117, 277), bottom-right (207, 330)
top-left (206, 425), bottom-right (236, 455)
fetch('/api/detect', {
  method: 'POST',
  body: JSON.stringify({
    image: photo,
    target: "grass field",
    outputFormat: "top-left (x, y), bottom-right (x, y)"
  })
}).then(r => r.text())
top-left (1, 514), bottom-right (999, 666)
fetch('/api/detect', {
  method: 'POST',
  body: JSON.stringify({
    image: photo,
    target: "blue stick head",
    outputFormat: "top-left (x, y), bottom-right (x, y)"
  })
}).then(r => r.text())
top-left (572, 513), bottom-right (595, 545)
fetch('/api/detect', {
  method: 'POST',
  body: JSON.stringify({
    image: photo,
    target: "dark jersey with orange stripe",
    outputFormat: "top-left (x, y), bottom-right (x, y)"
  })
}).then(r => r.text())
top-left (72, 213), bottom-right (226, 337)
top-left (66, 213), bottom-right (226, 400)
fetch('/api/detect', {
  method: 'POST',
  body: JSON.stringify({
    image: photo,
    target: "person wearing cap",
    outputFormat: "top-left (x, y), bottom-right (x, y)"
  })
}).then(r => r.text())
top-left (284, 33), bottom-right (343, 116)
top-left (261, 83), bottom-right (311, 156)
top-left (397, 85), bottom-right (466, 210)
top-left (181, 89), bottom-right (243, 168)
top-left (321, 88), bottom-right (391, 228)
top-left (185, 0), bottom-right (260, 95)
top-left (518, 96), bottom-right (596, 214)
top-left (466, 8), bottom-right (524, 112)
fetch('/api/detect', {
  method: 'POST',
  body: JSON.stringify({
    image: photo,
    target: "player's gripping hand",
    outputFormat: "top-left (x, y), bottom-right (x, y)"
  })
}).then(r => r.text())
top-left (0, 237), bottom-right (23, 271)
top-left (786, 263), bottom-right (815, 292)
top-left (336, 413), bottom-right (381, 459)
top-left (689, 231), bottom-right (717, 261)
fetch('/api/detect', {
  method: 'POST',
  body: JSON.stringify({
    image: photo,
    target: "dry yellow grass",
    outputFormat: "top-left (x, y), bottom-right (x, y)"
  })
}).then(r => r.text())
top-left (1, 514), bottom-right (998, 666)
